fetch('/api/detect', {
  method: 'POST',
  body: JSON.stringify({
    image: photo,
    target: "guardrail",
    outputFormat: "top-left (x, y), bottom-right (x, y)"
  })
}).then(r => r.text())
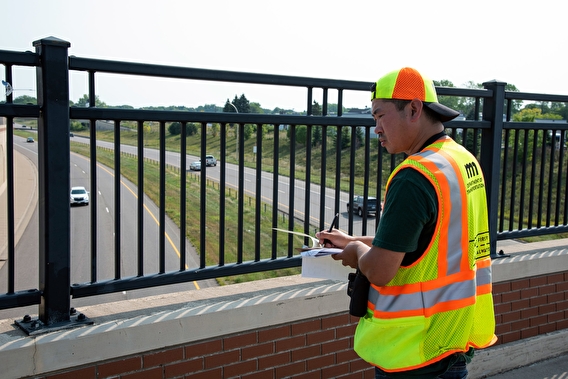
top-left (2, 36), bottom-right (568, 331)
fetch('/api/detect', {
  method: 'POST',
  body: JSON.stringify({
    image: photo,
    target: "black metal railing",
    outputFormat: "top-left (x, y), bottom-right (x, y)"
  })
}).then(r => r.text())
top-left (2, 37), bottom-right (568, 329)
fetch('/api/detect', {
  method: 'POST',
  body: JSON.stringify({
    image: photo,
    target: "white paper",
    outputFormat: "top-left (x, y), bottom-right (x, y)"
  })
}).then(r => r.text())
top-left (301, 254), bottom-right (354, 281)
top-left (300, 248), bottom-right (343, 257)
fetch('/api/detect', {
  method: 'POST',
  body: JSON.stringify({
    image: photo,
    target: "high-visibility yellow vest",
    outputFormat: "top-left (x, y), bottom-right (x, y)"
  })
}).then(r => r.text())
top-left (354, 136), bottom-right (497, 372)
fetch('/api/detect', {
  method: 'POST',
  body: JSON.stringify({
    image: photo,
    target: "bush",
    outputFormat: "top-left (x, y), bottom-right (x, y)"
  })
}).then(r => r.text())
top-left (169, 122), bottom-right (182, 135)
top-left (169, 122), bottom-right (199, 136)
top-left (70, 120), bottom-right (88, 131)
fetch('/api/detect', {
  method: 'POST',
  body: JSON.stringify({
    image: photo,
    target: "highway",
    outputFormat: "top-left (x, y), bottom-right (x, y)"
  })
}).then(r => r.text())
top-left (71, 134), bottom-right (378, 235)
top-left (0, 136), bottom-right (216, 319)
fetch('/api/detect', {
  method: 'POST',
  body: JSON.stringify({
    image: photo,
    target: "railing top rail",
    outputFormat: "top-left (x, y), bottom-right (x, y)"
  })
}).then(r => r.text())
top-left (505, 91), bottom-right (568, 103)
top-left (69, 107), bottom-right (494, 131)
top-left (0, 50), bottom-right (39, 66)
top-left (504, 121), bottom-right (568, 131)
top-left (70, 106), bottom-right (375, 126)
top-left (69, 56), bottom-right (372, 91)
top-left (436, 86), bottom-right (492, 98)
top-left (0, 103), bottom-right (40, 118)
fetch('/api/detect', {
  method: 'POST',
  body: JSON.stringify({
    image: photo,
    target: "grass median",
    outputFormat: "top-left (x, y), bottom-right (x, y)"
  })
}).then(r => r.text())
top-left (70, 141), bottom-right (305, 285)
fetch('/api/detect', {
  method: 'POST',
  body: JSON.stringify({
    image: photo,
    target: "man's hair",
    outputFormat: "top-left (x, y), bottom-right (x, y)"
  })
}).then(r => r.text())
top-left (384, 99), bottom-right (440, 123)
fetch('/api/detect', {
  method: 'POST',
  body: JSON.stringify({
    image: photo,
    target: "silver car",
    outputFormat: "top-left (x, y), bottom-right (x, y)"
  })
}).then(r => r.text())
top-left (190, 161), bottom-right (201, 171)
top-left (205, 155), bottom-right (217, 166)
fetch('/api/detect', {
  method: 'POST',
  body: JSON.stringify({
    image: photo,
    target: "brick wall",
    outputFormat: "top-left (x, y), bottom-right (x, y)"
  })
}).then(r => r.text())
top-left (492, 270), bottom-right (568, 345)
top-left (36, 313), bottom-right (374, 379)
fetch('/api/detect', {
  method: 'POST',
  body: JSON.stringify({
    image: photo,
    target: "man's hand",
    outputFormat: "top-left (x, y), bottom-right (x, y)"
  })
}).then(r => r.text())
top-left (316, 229), bottom-right (353, 249)
top-left (331, 241), bottom-right (369, 269)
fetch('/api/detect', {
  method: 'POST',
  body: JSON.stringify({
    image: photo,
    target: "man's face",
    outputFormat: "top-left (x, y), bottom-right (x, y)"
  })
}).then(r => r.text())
top-left (371, 99), bottom-right (410, 154)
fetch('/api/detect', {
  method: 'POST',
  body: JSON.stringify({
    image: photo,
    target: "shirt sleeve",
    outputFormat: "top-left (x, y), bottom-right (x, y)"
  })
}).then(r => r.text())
top-left (372, 168), bottom-right (438, 254)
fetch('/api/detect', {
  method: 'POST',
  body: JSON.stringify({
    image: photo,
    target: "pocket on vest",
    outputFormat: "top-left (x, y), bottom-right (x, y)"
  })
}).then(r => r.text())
top-left (354, 315), bottom-right (427, 369)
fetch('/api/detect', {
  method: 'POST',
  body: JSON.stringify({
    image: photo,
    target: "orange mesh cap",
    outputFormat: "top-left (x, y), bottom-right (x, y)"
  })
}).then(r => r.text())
top-left (371, 67), bottom-right (460, 122)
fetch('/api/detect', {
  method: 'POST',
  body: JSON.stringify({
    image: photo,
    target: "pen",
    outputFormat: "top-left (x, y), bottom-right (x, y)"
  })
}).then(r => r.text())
top-left (328, 213), bottom-right (339, 232)
top-left (323, 213), bottom-right (339, 247)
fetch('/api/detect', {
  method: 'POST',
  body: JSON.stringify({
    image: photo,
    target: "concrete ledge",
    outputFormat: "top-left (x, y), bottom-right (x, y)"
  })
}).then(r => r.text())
top-left (493, 239), bottom-right (568, 282)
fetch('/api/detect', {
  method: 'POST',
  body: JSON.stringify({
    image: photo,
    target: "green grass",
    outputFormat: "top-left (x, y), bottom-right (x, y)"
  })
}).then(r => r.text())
top-left (74, 123), bottom-right (386, 197)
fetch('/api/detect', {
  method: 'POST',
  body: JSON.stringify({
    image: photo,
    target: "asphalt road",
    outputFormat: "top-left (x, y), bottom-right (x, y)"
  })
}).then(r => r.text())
top-left (0, 136), bottom-right (215, 320)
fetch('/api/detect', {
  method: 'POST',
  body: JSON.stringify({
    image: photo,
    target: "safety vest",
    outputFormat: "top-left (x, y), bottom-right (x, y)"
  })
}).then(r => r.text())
top-left (354, 136), bottom-right (497, 372)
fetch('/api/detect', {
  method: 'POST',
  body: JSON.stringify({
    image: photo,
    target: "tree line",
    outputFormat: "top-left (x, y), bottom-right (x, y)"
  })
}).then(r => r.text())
top-left (8, 79), bottom-right (568, 151)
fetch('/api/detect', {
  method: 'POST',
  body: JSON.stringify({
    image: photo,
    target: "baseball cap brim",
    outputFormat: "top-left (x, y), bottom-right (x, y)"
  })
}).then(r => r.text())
top-left (423, 102), bottom-right (460, 122)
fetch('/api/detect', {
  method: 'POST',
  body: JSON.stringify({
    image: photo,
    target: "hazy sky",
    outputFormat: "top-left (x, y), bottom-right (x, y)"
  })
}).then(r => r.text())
top-left (2, 0), bottom-right (566, 112)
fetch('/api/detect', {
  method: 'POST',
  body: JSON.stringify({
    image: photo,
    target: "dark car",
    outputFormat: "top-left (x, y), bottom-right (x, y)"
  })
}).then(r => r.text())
top-left (26, 137), bottom-right (34, 143)
top-left (347, 196), bottom-right (379, 217)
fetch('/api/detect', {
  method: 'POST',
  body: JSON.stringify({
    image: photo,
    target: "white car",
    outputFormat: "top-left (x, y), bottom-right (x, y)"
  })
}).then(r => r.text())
top-left (190, 161), bottom-right (201, 171)
top-left (70, 186), bottom-right (89, 206)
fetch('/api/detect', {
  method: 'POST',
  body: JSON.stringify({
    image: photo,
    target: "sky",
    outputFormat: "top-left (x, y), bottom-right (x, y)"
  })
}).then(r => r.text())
top-left (1, 0), bottom-right (566, 112)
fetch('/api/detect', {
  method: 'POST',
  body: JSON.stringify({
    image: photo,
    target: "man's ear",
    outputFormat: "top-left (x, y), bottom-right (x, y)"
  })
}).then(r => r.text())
top-left (408, 99), bottom-right (423, 121)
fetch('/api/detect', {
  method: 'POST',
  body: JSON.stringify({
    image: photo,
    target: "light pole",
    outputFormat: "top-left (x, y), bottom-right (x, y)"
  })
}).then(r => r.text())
top-left (228, 103), bottom-right (239, 158)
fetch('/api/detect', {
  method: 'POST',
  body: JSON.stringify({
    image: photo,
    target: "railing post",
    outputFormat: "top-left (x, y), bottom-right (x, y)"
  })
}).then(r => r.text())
top-left (480, 80), bottom-right (506, 258)
top-left (34, 37), bottom-right (72, 325)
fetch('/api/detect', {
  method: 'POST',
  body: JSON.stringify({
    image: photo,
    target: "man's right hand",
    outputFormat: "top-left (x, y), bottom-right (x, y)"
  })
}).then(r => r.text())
top-left (316, 229), bottom-right (353, 249)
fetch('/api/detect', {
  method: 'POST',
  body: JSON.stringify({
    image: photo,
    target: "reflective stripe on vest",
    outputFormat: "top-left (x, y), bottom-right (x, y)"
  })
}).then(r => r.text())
top-left (367, 141), bottom-right (474, 319)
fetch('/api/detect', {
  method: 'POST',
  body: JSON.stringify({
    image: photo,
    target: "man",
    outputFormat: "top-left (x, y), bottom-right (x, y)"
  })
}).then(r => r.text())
top-left (317, 67), bottom-right (496, 378)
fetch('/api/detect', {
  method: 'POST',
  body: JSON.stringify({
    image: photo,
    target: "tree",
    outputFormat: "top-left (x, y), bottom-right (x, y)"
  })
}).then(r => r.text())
top-left (355, 127), bottom-right (364, 149)
top-left (549, 102), bottom-right (568, 120)
top-left (287, 125), bottom-right (308, 146)
top-left (187, 123), bottom-right (199, 136)
top-left (272, 107), bottom-right (295, 115)
top-left (74, 94), bottom-right (107, 108)
top-left (243, 124), bottom-right (254, 140)
top-left (13, 95), bottom-right (37, 105)
top-left (70, 120), bottom-right (87, 131)
top-left (433, 80), bottom-right (461, 115)
top-left (225, 94), bottom-right (252, 114)
top-left (434, 80), bottom-right (522, 120)
top-left (312, 101), bottom-right (322, 116)
top-left (168, 122), bottom-right (200, 136)
top-left (249, 102), bottom-right (264, 114)
top-left (210, 123), bottom-right (220, 137)
top-left (197, 104), bottom-right (219, 112)
top-left (312, 126), bottom-right (322, 147)
top-left (330, 126), bottom-right (351, 150)
top-left (223, 99), bottom-right (238, 113)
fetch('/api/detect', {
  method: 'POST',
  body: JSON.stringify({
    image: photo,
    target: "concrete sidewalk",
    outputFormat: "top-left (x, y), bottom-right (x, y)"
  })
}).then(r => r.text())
top-left (0, 149), bottom-right (38, 268)
top-left (468, 328), bottom-right (568, 378)
top-left (485, 353), bottom-right (568, 378)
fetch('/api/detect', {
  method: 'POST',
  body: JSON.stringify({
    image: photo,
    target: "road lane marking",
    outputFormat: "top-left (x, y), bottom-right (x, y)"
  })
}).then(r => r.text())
top-left (72, 152), bottom-right (200, 290)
